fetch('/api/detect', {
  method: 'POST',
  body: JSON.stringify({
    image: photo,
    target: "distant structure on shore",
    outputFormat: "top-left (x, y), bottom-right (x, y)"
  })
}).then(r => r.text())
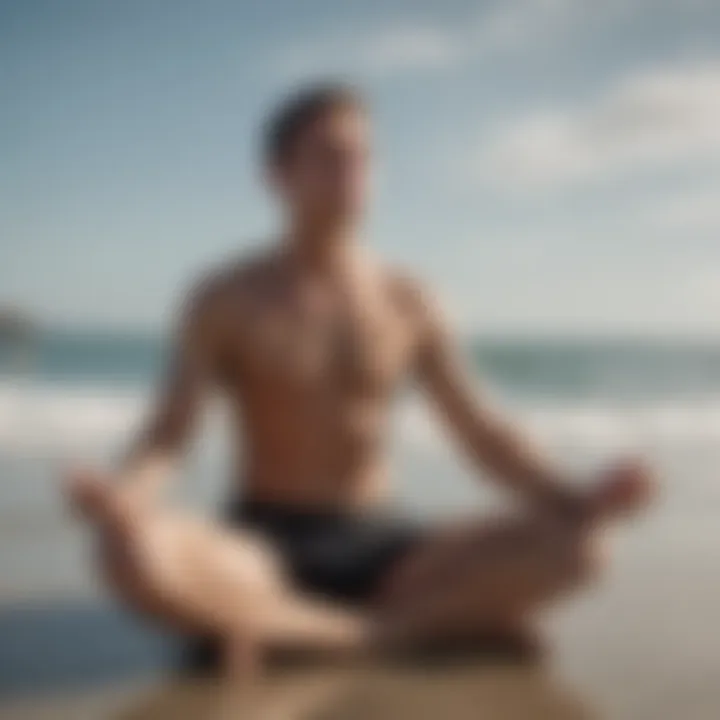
top-left (0, 308), bottom-right (38, 373)
top-left (0, 307), bottom-right (37, 346)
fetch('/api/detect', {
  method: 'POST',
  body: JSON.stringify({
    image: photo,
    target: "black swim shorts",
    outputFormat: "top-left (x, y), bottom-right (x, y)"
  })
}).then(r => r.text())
top-left (229, 499), bottom-right (423, 604)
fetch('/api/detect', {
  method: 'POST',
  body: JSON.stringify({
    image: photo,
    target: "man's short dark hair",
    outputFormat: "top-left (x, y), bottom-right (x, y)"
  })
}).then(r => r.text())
top-left (263, 82), bottom-right (366, 167)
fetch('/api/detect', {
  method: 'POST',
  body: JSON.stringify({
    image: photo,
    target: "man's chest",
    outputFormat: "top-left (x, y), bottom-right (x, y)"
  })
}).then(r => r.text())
top-left (220, 291), bottom-right (418, 396)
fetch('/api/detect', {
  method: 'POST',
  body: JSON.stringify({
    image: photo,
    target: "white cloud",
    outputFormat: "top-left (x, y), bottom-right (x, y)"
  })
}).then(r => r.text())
top-left (446, 248), bottom-right (720, 336)
top-left (649, 186), bottom-right (720, 233)
top-left (475, 60), bottom-right (720, 189)
top-left (272, 0), bottom-right (664, 81)
top-left (471, 0), bottom-right (630, 54)
top-left (276, 25), bottom-right (463, 80)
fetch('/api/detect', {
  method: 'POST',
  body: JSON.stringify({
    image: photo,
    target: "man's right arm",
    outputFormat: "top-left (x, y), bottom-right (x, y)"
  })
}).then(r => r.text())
top-left (113, 277), bottom-right (221, 506)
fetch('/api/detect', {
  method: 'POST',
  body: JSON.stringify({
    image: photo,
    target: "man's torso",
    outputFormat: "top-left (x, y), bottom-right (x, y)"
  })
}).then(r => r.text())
top-left (198, 249), bottom-right (428, 509)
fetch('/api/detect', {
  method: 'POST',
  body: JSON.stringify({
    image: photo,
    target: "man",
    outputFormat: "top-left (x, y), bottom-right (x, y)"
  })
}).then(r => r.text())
top-left (68, 84), bottom-right (653, 675)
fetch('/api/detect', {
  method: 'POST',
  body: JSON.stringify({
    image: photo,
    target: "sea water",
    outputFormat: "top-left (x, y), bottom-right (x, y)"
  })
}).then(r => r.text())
top-left (3, 329), bottom-right (720, 457)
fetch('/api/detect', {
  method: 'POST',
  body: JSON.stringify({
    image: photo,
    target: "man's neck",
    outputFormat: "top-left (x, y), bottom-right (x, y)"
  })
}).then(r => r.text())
top-left (283, 223), bottom-right (362, 278)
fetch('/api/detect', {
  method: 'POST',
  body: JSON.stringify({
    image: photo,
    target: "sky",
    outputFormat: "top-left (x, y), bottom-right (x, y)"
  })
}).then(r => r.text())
top-left (2, 0), bottom-right (720, 336)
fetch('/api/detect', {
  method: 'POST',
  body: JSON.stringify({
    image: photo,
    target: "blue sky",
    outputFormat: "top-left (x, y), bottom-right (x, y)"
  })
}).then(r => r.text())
top-left (2, 0), bottom-right (720, 335)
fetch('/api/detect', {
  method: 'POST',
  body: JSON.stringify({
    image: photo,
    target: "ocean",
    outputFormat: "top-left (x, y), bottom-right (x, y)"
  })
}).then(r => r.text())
top-left (3, 329), bottom-right (720, 457)
top-left (2, 330), bottom-right (720, 714)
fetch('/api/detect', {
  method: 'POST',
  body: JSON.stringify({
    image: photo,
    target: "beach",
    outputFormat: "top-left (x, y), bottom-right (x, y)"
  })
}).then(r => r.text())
top-left (2, 334), bottom-right (720, 718)
top-left (4, 0), bottom-right (720, 713)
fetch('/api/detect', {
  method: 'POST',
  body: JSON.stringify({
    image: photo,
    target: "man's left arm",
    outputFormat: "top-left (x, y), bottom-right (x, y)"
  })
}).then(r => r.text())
top-left (412, 289), bottom-right (581, 515)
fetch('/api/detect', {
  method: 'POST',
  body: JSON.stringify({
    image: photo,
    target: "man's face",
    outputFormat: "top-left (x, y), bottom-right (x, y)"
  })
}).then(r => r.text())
top-left (271, 106), bottom-right (371, 229)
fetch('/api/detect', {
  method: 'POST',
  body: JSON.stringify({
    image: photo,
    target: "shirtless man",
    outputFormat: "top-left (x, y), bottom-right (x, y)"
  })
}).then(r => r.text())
top-left (67, 84), bottom-right (653, 674)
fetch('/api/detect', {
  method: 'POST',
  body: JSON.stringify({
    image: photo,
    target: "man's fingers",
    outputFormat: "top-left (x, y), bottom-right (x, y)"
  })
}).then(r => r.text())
top-left (63, 465), bottom-right (118, 520)
top-left (595, 458), bottom-right (657, 519)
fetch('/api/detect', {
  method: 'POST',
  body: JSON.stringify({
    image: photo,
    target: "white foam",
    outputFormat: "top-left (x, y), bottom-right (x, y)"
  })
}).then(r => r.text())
top-left (3, 381), bottom-right (720, 458)
top-left (397, 396), bottom-right (720, 454)
top-left (0, 382), bottom-right (147, 456)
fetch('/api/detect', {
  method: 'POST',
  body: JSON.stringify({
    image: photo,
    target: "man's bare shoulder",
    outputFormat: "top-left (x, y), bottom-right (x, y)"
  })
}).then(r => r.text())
top-left (382, 266), bottom-right (444, 331)
top-left (182, 248), bottom-right (280, 318)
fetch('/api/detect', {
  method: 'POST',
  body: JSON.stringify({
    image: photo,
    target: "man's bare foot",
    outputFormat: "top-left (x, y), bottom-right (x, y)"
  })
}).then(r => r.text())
top-left (370, 618), bottom-right (545, 667)
top-left (410, 624), bottom-right (546, 666)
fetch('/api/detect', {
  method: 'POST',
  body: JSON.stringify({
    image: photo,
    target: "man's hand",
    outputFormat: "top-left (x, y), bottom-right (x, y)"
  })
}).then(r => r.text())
top-left (540, 457), bottom-right (656, 527)
top-left (582, 458), bottom-right (656, 522)
top-left (65, 466), bottom-right (145, 529)
top-left (65, 452), bottom-right (176, 533)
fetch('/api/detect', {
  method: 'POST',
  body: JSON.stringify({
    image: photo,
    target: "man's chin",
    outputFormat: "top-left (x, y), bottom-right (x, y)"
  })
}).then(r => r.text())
top-left (320, 206), bottom-right (364, 229)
